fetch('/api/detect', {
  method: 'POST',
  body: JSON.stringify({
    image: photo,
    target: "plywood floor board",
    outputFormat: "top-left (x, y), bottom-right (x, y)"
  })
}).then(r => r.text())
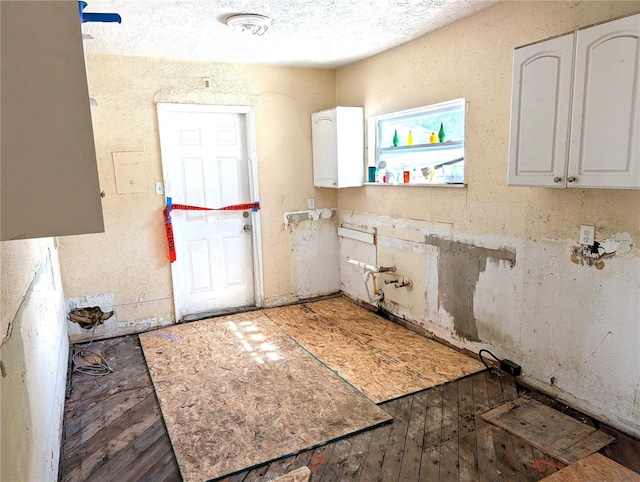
top-left (139, 310), bottom-right (391, 482)
top-left (541, 453), bottom-right (640, 481)
top-left (481, 397), bottom-right (615, 465)
top-left (264, 297), bottom-right (485, 403)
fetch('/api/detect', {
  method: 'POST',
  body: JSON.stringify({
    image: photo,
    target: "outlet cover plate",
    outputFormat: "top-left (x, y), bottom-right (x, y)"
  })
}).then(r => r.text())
top-left (580, 225), bottom-right (595, 245)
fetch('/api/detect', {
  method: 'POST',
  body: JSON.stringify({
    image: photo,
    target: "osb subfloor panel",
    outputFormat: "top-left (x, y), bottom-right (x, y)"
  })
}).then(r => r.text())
top-left (139, 310), bottom-right (391, 482)
top-left (59, 336), bottom-right (640, 482)
top-left (541, 453), bottom-right (640, 481)
top-left (481, 397), bottom-right (615, 465)
top-left (264, 298), bottom-right (485, 403)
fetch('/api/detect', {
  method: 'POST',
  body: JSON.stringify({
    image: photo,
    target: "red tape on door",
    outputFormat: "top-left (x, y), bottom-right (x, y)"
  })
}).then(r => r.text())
top-left (163, 197), bottom-right (260, 263)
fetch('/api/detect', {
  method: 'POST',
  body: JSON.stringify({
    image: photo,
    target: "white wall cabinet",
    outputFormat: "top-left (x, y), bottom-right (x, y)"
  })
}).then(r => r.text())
top-left (1, 1), bottom-right (105, 241)
top-left (508, 14), bottom-right (640, 189)
top-left (312, 106), bottom-right (364, 188)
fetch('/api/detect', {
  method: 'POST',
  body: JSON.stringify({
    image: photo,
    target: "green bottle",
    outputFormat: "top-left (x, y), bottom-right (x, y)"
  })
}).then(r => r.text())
top-left (438, 122), bottom-right (445, 143)
top-left (393, 129), bottom-right (399, 147)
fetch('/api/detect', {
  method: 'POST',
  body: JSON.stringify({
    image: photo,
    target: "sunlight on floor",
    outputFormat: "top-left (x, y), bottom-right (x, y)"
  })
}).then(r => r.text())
top-left (228, 320), bottom-right (283, 364)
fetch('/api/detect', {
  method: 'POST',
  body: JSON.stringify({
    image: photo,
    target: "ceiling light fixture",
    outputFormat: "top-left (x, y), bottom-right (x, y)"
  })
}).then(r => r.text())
top-left (225, 14), bottom-right (272, 36)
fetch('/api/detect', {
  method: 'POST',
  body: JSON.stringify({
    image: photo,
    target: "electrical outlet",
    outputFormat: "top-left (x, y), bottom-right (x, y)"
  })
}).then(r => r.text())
top-left (580, 225), bottom-right (595, 246)
top-left (155, 182), bottom-right (164, 195)
top-left (203, 77), bottom-right (211, 88)
top-left (307, 198), bottom-right (315, 209)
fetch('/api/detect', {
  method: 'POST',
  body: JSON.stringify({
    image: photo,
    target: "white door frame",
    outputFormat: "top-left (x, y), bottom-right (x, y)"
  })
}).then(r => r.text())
top-left (157, 103), bottom-right (264, 322)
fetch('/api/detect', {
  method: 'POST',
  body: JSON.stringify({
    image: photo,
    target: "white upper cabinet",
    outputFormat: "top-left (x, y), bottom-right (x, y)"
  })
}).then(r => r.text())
top-left (569, 14), bottom-right (640, 188)
top-left (312, 107), bottom-right (364, 188)
top-left (508, 33), bottom-right (575, 187)
top-left (508, 14), bottom-right (640, 189)
top-left (1, 1), bottom-right (104, 240)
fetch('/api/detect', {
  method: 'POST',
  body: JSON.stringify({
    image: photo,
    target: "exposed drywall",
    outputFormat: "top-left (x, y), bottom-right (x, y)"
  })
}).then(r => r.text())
top-left (338, 228), bottom-right (377, 303)
top-left (264, 208), bottom-right (340, 306)
top-left (336, 0), bottom-right (640, 438)
top-left (58, 55), bottom-right (337, 336)
top-left (0, 238), bottom-right (68, 481)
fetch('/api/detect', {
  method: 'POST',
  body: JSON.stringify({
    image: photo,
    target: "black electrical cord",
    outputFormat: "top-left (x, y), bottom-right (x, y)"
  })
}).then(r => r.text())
top-left (72, 322), bottom-right (113, 377)
top-left (478, 349), bottom-right (501, 371)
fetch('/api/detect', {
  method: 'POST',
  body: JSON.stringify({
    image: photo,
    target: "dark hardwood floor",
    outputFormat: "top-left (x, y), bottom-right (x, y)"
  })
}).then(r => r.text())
top-left (59, 335), bottom-right (640, 482)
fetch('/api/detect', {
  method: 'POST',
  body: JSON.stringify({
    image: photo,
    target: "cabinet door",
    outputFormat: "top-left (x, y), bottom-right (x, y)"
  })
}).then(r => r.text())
top-left (1, 1), bottom-right (104, 240)
top-left (568, 14), bottom-right (640, 189)
top-left (312, 109), bottom-right (338, 188)
top-left (508, 34), bottom-right (575, 187)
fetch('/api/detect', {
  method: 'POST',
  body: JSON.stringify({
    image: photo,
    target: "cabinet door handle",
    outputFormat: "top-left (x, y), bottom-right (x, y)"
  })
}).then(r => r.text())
top-left (567, 176), bottom-right (576, 183)
top-left (333, 182), bottom-right (337, 186)
top-left (553, 176), bottom-right (562, 183)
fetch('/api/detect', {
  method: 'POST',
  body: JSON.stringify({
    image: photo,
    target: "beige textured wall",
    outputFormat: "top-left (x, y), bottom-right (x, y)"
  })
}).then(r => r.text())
top-left (1, 238), bottom-right (69, 481)
top-left (337, 1), bottom-right (640, 242)
top-left (335, 1), bottom-right (640, 437)
top-left (59, 55), bottom-right (336, 334)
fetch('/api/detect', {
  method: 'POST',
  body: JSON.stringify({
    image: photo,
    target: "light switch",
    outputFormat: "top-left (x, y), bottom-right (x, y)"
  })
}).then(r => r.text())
top-left (155, 182), bottom-right (164, 195)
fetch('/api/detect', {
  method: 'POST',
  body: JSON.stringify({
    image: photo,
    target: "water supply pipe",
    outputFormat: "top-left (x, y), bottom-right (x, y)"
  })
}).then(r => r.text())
top-left (346, 258), bottom-right (396, 274)
top-left (346, 257), bottom-right (396, 305)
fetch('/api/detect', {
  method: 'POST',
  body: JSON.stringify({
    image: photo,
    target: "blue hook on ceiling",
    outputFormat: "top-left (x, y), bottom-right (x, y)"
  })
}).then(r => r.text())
top-left (78, 1), bottom-right (121, 24)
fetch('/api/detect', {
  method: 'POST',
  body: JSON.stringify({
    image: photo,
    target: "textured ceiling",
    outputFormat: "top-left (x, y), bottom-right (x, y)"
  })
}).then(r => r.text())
top-left (81, 0), bottom-right (496, 68)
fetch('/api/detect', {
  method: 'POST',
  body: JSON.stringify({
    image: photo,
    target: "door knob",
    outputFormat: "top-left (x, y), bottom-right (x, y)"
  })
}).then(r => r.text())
top-left (567, 176), bottom-right (576, 183)
top-left (243, 224), bottom-right (251, 232)
top-left (553, 176), bottom-right (562, 183)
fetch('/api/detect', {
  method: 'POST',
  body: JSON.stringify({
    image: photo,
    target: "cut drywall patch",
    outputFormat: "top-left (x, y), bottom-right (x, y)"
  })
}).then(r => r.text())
top-left (425, 235), bottom-right (516, 341)
top-left (112, 151), bottom-right (147, 194)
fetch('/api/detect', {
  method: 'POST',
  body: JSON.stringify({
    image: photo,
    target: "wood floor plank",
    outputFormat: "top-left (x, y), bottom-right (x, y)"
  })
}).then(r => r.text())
top-left (262, 454), bottom-right (301, 481)
top-left (320, 438), bottom-right (354, 482)
top-left (61, 394), bottom-right (162, 481)
top-left (380, 395), bottom-right (413, 482)
top-left (398, 391), bottom-right (428, 482)
top-left (458, 377), bottom-right (478, 482)
top-left (489, 423), bottom-right (520, 480)
top-left (482, 398), bottom-right (614, 465)
top-left (64, 386), bottom-right (155, 453)
top-left (531, 447), bottom-right (565, 478)
top-left (335, 428), bottom-right (376, 481)
top-left (65, 385), bottom-right (153, 440)
top-left (473, 374), bottom-right (508, 482)
top-left (471, 372), bottom-right (491, 415)
top-left (419, 385), bottom-right (444, 482)
top-left (438, 381), bottom-right (460, 482)
top-left (484, 371), bottom-right (506, 408)
top-left (600, 430), bottom-right (640, 475)
top-left (510, 433), bottom-right (547, 481)
top-left (243, 464), bottom-right (271, 482)
top-left (308, 441), bottom-right (336, 481)
top-left (92, 423), bottom-right (177, 482)
top-left (356, 399), bottom-right (399, 482)
top-left (66, 343), bottom-right (149, 405)
top-left (499, 375), bottom-right (519, 402)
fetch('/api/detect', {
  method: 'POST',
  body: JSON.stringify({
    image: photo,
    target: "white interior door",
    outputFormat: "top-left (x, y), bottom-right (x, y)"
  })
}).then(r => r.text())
top-left (158, 104), bottom-right (259, 320)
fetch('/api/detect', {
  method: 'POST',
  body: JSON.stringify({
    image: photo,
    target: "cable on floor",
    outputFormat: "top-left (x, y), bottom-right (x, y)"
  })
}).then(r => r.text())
top-left (72, 322), bottom-right (113, 377)
top-left (479, 348), bottom-right (501, 371)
